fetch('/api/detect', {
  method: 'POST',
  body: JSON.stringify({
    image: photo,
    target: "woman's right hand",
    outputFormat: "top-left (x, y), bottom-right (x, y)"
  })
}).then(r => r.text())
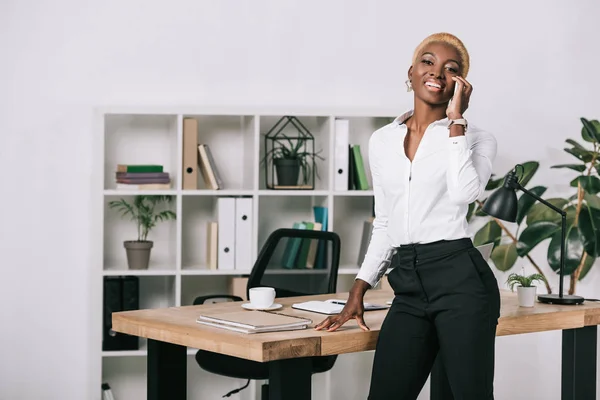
top-left (314, 294), bottom-right (370, 332)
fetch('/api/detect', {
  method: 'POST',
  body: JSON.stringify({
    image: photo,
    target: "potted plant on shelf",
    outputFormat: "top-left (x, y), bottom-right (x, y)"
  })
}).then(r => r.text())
top-left (108, 195), bottom-right (176, 269)
top-left (506, 270), bottom-right (547, 307)
top-left (261, 116), bottom-right (325, 189)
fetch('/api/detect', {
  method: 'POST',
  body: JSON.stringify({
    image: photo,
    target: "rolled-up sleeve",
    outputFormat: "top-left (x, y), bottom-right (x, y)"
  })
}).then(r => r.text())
top-left (446, 132), bottom-right (497, 204)
top-left (355, 135), bottom-right (395, 288)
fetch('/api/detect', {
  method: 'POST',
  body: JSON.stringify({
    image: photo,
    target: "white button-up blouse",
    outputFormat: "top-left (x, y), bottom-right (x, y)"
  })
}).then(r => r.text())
top-left (355, 110), bottom-right (498, 288)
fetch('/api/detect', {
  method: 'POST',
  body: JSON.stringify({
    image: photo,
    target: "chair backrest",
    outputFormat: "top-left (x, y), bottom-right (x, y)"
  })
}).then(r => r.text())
top-left (246, 228), bottom-right (341, 299)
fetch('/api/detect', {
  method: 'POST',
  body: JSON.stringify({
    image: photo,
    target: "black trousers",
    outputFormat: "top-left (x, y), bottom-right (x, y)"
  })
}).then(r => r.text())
top-left (367, 238), bottom-right (501, 400)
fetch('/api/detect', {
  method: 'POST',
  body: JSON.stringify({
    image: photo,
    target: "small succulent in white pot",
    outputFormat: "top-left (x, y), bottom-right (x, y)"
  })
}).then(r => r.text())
top-left (506, 270), bottom-right (547, 307)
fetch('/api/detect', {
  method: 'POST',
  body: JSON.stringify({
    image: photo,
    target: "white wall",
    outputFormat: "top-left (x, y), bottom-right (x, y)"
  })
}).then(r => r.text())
top-left (1, 0), bottom-right (599, 399)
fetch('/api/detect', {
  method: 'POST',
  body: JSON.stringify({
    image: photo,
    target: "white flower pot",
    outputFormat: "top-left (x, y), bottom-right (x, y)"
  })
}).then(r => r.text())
top-left (517, 286), bottom-right (537, 307)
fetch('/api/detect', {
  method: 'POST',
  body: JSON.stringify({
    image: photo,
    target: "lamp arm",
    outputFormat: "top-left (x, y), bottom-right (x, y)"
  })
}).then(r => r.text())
top-left (516, 183), bottom-right (567, 217)
top-left (514, 181), bottom-right (566, 298)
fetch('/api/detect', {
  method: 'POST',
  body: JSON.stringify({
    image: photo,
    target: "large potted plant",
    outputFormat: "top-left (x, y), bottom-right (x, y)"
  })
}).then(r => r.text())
top-left (469, 117), bottom-right (600, 296)
top-left (108, 195), bottom-right (176, 269)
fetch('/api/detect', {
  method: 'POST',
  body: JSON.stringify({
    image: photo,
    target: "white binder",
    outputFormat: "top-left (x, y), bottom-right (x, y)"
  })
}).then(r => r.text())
top-left (334, 119), bottom-right (350, 191)
top-left (217, 197), bottom-right (236, 270)
top-left (234, 197), bottom-right (253, 271)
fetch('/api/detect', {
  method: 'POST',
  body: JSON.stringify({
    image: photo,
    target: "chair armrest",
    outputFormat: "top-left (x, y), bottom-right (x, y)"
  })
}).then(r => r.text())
top-left (193, 294), bottom-right (243, 305)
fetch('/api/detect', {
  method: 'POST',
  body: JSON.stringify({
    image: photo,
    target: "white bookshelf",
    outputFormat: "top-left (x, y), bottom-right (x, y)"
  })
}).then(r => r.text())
top-left (91, 106), bottom-right (399, 399)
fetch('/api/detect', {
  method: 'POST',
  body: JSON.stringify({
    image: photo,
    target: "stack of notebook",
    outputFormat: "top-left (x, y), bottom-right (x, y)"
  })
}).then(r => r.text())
top-left (197, 310), bottom-right (312, 334)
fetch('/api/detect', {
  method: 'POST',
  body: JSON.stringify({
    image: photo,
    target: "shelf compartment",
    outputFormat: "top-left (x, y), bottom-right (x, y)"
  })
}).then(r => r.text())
top-left (103, 195), bottom-right (177, 272)
top-left (103, 114), bottom-right (178, 191)
top-left (257, 195), bottom-right (328, 251)
top-left (258, 115), bottom-right (331, 191)
top-left (333, 116), bottom-right (394, 192)
top-left (181, 114), bottom-right (256, 191)
top-left (181, 196), bottom-right (216, 271)
top-left (257, 195), bottom-right (334, 293)
top-left (102, 276), bottom-right (176, 358)
top-left (333, 196), bottom-right (374, 268)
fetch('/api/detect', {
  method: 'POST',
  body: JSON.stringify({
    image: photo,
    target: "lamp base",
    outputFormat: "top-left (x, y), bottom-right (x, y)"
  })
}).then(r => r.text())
top-left (537, 293), bottom-right (585, 305)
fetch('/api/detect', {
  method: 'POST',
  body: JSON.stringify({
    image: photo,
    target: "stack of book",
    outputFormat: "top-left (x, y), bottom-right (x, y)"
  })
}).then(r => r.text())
top-left (279, 206), bottom-right (329, 269)
top-left (115, 164), bottom-right (171, 190)
top-left (197, 310), bottom-right (312, 334)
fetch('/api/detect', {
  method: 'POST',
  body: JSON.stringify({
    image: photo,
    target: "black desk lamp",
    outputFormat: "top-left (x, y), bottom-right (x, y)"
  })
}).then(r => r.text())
top-left (481, 165), bottom-right (585, 305)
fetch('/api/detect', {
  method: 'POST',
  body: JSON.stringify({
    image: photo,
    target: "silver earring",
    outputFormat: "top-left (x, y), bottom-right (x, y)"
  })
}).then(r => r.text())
top-left (405, 79), bottom-right (413, 92)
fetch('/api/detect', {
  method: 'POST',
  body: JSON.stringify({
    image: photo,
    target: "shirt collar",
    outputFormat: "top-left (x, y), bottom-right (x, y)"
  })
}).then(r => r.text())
top-left (393, 109), bottom-right (449, 128)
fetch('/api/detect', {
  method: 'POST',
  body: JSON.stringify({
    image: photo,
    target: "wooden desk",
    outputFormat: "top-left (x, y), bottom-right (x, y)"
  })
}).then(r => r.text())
top-left (112, 289), bottom-right (600, 400)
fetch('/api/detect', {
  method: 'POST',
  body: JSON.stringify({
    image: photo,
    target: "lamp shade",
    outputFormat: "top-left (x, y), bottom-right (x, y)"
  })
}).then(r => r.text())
top-left (481, 186), bottom-right (518, 222)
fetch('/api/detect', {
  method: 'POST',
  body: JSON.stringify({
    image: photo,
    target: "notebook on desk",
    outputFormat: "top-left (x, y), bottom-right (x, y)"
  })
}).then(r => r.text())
top-left (197, 310), bottom-right (312, 334)
top-left (292, 299), bottom-right (389, 315)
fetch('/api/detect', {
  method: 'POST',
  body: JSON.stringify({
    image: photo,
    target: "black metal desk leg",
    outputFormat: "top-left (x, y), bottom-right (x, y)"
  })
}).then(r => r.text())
top-left (562, 326), bottom-right (597, 400)
top-left (430, 355), bottom-right (453, 400)
top-left (269, 357), bottom-right (312, 400)
top-left (147, 339), bottom-right (187, 400)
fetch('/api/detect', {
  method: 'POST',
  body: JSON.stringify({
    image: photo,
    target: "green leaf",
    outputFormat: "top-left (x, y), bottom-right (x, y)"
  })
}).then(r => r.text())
top-left (581, 117), bottom-right (600, 142)
top-left (547, 225), bottom-right (584, 275)
top-left (473, 220), bottom-right (502, 247)
top-left (565, 204), bottom-right (578, 228)
top-left (491, 243), bottom-right (518, 272)
top-left (564, 147), bottom-right (595, 163)
top-left (506, 272), bottom-right (546, 290)
top-left (566, 138), bottom-right (588, 150)
top-left (584, 192), bottom-right (600, 210)
top-left (570, 176), bottom-right (580, 188)
top-left (466, 202), bottom-right (476, 222)
top-left (550, 164), bottom-right (587, 173)
top-left (516, 221), bottom-right (560, 257)
top-left (516, 161), bottom-right (539, 187)
top-left (485, 177), bottom-right (504, 191)
top-left (516, 186), bottom-right (547, 225)
top-left (578, 206), bottom-right (600, 257)
top-left (581, 121), bottom-right (596, 143)
top-left (578, 253), bottom-right (596, 280)
top-left (475, 206), bottom-right (489, 217)
top-left (526, 198), bottom-right (569, 225)
top-left (577, 176), bottom-right (600, 195)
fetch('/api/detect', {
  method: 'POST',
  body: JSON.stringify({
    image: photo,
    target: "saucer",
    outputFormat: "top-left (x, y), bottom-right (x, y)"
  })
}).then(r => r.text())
top-left (241, 303), bottom-right (283, 311)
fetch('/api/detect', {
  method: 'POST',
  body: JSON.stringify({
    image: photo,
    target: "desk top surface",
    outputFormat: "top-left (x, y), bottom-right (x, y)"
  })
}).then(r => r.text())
top-left (112, 289), bottom-right (600, 362)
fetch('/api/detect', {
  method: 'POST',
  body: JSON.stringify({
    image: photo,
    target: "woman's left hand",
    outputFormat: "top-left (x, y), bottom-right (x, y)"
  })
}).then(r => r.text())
top-left (446, 76), bottom-right (472, 120)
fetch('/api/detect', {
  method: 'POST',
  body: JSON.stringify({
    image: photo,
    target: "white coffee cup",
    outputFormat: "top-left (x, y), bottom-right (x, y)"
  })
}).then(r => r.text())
top-left (249, 287), bottom-right (276, 309)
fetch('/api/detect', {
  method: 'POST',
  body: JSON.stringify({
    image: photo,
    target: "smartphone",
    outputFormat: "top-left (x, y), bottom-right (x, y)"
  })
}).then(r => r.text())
top-left (449, 81), bottom-right (459, 106)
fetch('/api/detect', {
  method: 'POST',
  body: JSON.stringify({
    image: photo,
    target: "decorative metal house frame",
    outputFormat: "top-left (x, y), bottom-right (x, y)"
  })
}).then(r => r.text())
top-left (262, 116), bottom-right (316, 190)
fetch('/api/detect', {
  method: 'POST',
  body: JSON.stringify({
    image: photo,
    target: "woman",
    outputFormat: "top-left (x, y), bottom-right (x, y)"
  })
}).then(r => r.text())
top-left (315, 32), bottom-right (500, 399)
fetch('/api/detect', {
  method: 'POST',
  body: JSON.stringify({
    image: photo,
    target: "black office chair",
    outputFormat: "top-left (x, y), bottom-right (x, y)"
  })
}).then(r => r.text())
top-left (192, 228), bottom-right (341, 399)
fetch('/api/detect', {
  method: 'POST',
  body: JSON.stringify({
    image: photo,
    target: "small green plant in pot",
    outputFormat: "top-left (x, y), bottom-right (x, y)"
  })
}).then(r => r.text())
top-left (108, 195), bottom-right (176, 269)
top-left (262, 133), bottom-right (325, 187)
top-left (506, 269), bottom-right (547, 307)
top-left (261, 116), bottom-right (325, 189)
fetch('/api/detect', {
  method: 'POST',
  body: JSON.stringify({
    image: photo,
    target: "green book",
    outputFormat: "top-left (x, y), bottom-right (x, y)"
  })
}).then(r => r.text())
top-left (117, 164), bottom-right (163, 173)
top-left (281, 222), bottom-right (306, 268)
top-left (294, 222), bottom-right (314, 268)
top-left (351, 145), bottom-right (369, 190)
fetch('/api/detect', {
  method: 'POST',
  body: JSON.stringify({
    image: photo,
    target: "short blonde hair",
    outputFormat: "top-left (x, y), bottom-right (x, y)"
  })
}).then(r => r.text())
top-left (412, 32), bottom-right (470, 77)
